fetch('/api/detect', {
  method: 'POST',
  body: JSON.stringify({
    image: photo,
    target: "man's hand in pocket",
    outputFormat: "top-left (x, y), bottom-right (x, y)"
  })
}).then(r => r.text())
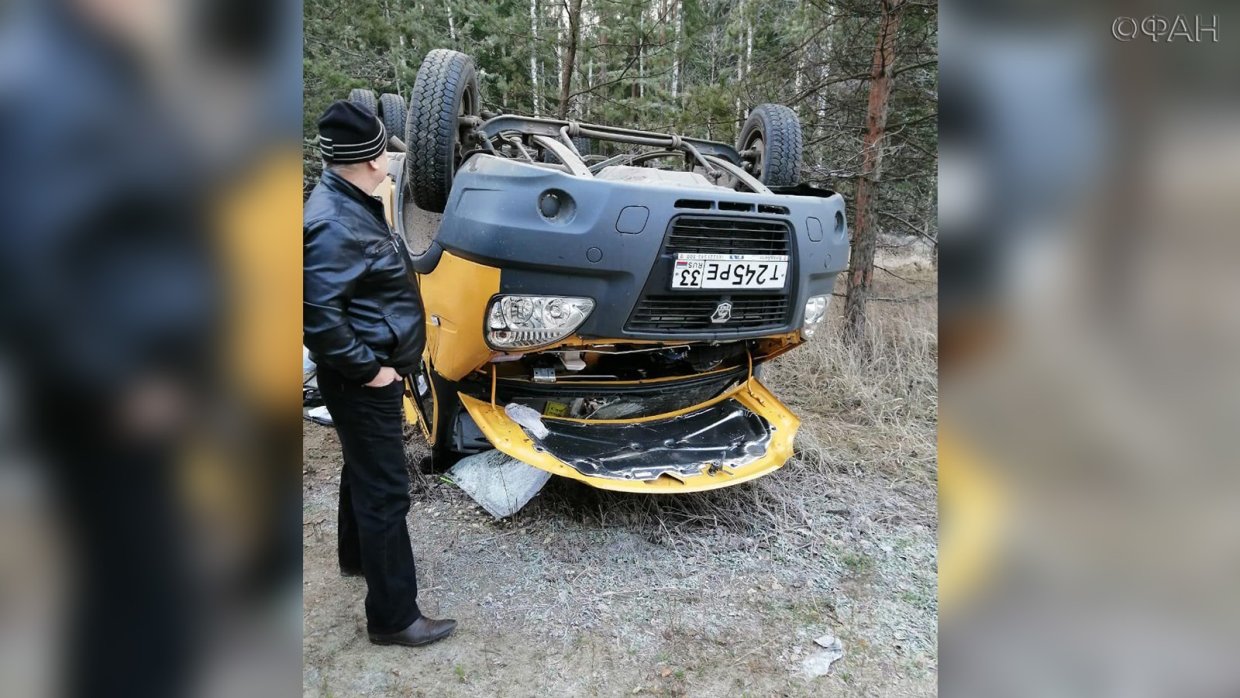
top-left (365, 366), bottom-right (401, 388)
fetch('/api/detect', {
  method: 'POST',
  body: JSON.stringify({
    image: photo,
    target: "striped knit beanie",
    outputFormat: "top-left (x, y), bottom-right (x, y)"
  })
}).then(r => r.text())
top-left (316, 100), bottom-right (386, 163)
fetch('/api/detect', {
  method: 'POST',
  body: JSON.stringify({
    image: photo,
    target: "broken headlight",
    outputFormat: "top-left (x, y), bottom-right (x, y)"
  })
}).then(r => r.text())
top-left (801, 294), bottom-right (831, 339)
top-left (486, 295), bottom-right (595, 349)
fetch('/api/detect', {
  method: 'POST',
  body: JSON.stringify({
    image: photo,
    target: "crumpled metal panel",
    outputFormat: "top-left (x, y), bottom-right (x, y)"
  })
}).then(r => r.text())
top-left (527, 398), bottom-right (773, 482)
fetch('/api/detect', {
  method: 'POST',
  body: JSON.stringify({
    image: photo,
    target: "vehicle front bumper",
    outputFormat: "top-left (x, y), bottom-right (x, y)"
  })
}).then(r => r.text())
top-left (458, 376), bottom-right (799, 493)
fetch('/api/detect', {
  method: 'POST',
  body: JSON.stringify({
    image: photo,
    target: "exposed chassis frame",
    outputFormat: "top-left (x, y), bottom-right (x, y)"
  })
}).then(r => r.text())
top-left (462, 114), bottom-right (769, 194)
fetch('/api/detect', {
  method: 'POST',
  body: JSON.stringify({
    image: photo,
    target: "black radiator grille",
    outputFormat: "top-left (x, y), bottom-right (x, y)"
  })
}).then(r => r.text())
top-left (665, 216), bottom-right (791, 256)
top-left (627, 295), bottom-right (790, 332)
top-left (625, 216), bottom-right (795, 334)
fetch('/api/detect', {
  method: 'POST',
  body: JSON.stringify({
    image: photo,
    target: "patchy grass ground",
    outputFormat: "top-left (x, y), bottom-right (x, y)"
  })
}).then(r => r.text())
top-left (303, 262), bottom-right (937, 697)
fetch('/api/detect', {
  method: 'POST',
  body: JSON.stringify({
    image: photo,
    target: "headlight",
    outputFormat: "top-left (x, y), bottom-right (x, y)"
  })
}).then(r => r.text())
top-left (801, 294), bottom-right (831, 339)
top-left (486, 295), bottom-right (595, 349)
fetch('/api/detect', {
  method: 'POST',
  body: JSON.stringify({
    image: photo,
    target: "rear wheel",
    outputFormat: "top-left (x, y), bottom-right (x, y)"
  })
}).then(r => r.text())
top-left (406, 49), bottom-right (480, 212)
top-left (378, 93), bottom-right (407, 150)
top-left (737, 104), bottom-right (803, 186)
top-left (347, 88), bottom-right (378, 116)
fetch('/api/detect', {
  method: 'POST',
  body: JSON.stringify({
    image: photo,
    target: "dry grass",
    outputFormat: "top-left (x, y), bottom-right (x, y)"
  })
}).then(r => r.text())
top-left (768, 269), bottom-right (938, 509)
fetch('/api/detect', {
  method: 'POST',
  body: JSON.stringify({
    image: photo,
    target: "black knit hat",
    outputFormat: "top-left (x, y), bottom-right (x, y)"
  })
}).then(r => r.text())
top-left (317, 100), bottom-right (386, 164)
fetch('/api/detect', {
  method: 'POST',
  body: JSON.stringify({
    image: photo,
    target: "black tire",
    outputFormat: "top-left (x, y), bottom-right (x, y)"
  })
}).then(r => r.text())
top-left (378, 93), bottom-right (407, 150)
top-left (348, 88), bottom-right (378, 117)
top-left (737, 104), bottom-right (803, 187)
top-left (408, 363), bottom-right (467, 470)
top-left (429, 397), bottom-right (467, 471)
top-left (406, 49), bottom-right (480, 213)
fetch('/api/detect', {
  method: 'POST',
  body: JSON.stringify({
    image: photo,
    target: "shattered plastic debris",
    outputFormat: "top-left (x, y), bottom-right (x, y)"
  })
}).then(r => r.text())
top-left (504, 402), bottom-right (550, 438)
top-left (801, 633), bottom-right (845, 678)
top-left (306, 405), bottom-right (333, 426)
top-left (448, 449), bottom-right (552, 519)
top-left (813, 633), bottom-right (841, 649)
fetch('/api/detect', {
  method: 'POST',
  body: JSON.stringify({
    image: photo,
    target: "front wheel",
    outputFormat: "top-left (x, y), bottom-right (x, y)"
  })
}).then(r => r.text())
top-left (737, 104), bottom-right (803, 187)
top-left (406, 49), bottom-right (481, 213)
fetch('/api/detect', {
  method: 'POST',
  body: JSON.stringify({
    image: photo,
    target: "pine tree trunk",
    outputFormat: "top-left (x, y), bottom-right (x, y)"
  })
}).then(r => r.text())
top-left (530, 0), bottom-right (540, 115)
top-left (556, 3), bottom-right (565, 105)
top-left (587, 57), bottom-right (594, 119)
top-left (794, 47), bottom-right (802, 94)
top-left (817, 27), bottom-right (832, 142)
top-left (557, 0), bottom-right (583, 119)
top-left (745, 22), bottom-right (752, 77)
top-left (844, 0), bottom-right (903, 342)
top-left (671, 0), bottom-right (681, 99)
top-left (735, 20), bottom-right (743, 122)
top-left (638, 13), bottom-right (645, 100)
top-left (397, 35), bottom-right (405, 95)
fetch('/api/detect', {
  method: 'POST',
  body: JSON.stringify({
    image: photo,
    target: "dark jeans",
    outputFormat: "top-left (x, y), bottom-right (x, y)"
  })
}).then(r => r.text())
top-left (317, 364), bottom-right (421, 634)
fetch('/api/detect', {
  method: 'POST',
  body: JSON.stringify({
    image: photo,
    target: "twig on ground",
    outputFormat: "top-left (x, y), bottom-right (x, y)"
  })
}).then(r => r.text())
top-left (597, 587), bottom-right (692, 598)
top-left (831, 292), bottom-right (936, 303)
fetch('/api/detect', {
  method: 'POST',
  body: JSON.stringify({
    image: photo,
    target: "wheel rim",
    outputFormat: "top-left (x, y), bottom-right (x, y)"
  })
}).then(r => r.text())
top-left (454, 85), bottom-right (477, 169)
top-left (745, 133), bottom-right (766, 178)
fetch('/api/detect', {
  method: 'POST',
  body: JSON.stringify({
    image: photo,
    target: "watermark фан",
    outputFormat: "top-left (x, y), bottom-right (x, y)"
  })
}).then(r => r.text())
top-left (1113, 15), bottom-right (1219, 43)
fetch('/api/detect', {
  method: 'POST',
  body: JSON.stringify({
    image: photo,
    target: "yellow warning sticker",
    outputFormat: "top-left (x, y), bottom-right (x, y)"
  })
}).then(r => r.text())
top-left (543, 401), bottom-right (569, 417)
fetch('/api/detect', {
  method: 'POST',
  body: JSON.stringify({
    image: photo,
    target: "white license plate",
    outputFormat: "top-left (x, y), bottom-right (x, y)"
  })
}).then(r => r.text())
top-left (671, 253), bottom-right (789, 290)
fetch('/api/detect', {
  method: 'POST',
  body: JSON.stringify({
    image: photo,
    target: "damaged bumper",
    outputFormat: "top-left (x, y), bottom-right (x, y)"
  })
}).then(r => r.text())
top-left (458, 378), bottom-right (799, 493)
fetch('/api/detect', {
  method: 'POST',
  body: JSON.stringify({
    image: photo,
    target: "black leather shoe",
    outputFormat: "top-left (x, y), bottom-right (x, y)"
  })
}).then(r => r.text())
top-left (369, 616), bottom-right (457, 647)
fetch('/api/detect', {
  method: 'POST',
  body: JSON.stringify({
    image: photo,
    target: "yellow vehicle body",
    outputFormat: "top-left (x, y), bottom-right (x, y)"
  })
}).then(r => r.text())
top-left (388, 244), bottom-right (802, 492)
top-left (377, 146), bottom-right (830, 493)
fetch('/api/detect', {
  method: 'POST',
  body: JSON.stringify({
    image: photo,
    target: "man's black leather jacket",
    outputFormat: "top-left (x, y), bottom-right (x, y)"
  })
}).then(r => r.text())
top-left (303, 169), bottom-right (425, 384)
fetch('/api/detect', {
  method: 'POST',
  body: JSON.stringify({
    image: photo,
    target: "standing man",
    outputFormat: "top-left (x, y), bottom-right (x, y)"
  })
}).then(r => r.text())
top-left (303, 100), bottom-right (456, 647)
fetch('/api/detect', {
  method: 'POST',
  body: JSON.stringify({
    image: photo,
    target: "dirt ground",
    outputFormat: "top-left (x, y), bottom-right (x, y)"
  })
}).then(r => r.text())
top-left (303, 268), bottom-right (938, 697)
